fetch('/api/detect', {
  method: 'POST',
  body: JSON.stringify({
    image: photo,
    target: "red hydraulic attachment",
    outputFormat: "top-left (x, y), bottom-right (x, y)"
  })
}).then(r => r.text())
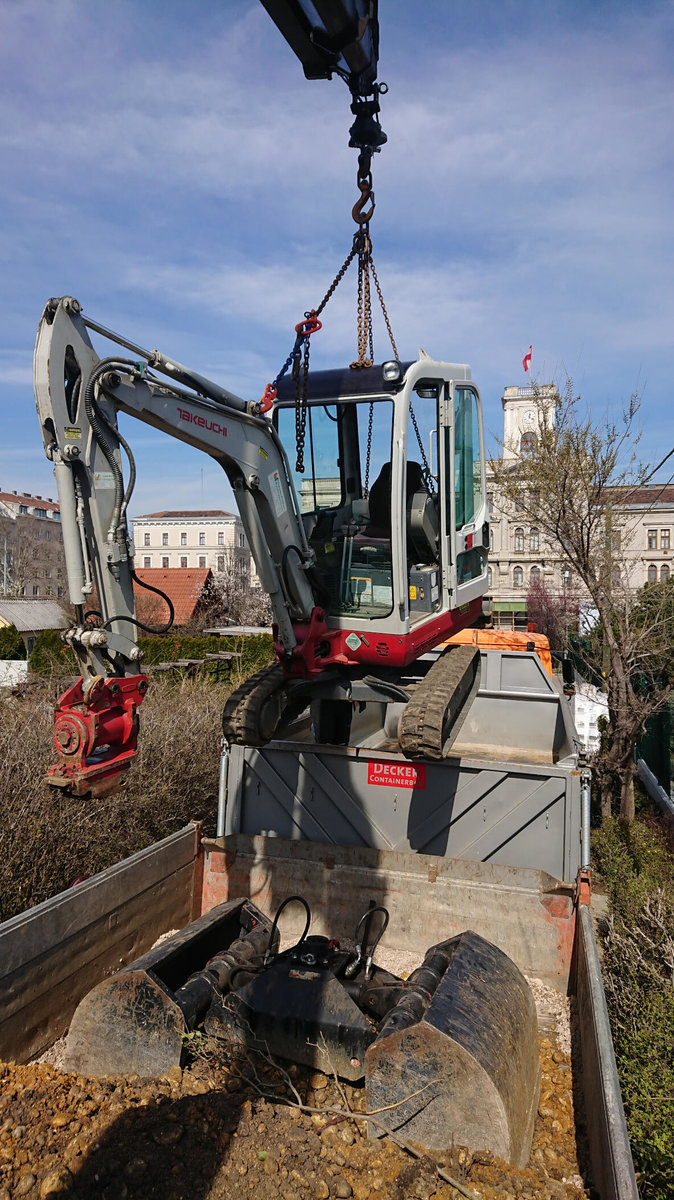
top-left (47, 674), bottom-right (149, 797)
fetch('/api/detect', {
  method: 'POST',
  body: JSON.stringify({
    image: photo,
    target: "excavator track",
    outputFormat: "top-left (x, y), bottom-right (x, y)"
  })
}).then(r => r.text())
top-left (222, 662), bottom-right (288, 747)
top-left (398, 644), bottom-right (481, 761)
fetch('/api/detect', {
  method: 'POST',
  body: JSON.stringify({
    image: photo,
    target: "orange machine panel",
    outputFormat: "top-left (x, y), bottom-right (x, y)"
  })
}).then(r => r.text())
top-left (443, 627), bottom-right (553, 678)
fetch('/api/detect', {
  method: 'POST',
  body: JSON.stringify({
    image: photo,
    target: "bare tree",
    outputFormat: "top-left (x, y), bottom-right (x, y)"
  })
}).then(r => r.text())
top-left (0, 513), bottom-right (65, 599)
top-left (491, 379), bottom-right (674, 822)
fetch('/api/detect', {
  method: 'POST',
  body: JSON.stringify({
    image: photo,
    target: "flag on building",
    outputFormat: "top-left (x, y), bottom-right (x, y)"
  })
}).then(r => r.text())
top-left (522, 345), bottom-right (532, 373)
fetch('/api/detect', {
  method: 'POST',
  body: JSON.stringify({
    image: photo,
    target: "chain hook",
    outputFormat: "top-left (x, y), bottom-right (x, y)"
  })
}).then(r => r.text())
top-left (352, 173), bottom-right (375, 226)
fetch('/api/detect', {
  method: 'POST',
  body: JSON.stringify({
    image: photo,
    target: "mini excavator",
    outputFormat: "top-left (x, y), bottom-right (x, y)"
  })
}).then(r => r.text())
top-left (32, 1), bottom-right (489, 797)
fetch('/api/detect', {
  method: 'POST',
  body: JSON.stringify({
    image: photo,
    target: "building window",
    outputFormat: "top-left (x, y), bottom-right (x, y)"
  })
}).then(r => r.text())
top-left (514, 527), bottom-right (524, 552)
top-left (46, 586), bottom-right (53, 596)
top-left (199, 555), bottom-right (206, 568)
top-left (520, 432), bottom-right (536, 454)
top-left (199, 532), bottom-right (206, 546)
top-left (530, 565), bottom-right (541, 584)
top-left (181, 531), bottom-right (187, 546)
top-left (218, 531), bottom-right (225, 546)
top-left (647, 529), bottom-right (657, 550)
top-left (32, 585), bottom-right (39, 596)
top-left (19, 504), bottom-right (28, 514)
top-left (180, 556), bottom-right (188, 568)
top-left (648, 564), bottom-right (657, 583)
top-left (162, 532), bottom-right (169, 547)
top-left (35, 508), bottom-right (46, 518)
top-left (217, 555), bottom-right (225, 572)
top-left (661, 564), bottom-right (670, 582)
top-left (144, 532), bottom-right (150, 546)
top-left (143, 556), bottom-right (151, 568)
top-left (661, 529), bottom-right (670, 551)
top-left (529, 527), bottom-right (539, 552)
top-left (487, 566), bottom-right (492, 588)
top-left (162, 556), bottom-right (169, 569)
top-left (487, 492), bottom-right (493, 516)
top-left (489, 528), bottom-right (494, 551)
top-left (513, 566), bottom-right (524, 588)
top-left (239, 533), bottom-right (245, 548)
top-left (57, 586), bottom-right (63, 597)
top-left (562, 569), bottom-right (571, 590)
top-left (45, 528), bottom-right (51, 541)
top-left (45, 568), bottom-right (51, 578)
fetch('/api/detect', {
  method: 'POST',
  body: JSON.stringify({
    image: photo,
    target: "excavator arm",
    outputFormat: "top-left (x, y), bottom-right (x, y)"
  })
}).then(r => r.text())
top-left (34, 296), bottom-right (323, 795)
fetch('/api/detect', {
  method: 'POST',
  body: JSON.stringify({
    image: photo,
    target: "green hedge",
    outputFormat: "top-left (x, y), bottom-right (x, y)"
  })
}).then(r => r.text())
top-left (0, 624), bottom-right (26, 660)
top-left (592, 816), bottom-right (674, 1199)
top-left (28, 629), bottom-right (274, 678)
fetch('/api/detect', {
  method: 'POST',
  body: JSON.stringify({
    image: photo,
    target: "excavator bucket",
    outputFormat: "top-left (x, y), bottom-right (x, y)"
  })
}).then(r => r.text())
top-left (365, 930), bottom-right (541, 1168)
top-left (63, 898), bottom-right (275, 1078)
top-left (62, 898), bottom-right (539, 1167)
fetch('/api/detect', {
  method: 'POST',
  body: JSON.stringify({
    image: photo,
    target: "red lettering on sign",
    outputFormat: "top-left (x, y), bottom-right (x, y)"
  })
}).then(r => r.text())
top-left (177, 408), bottom-right (227, 438)
top-left (367, 761), bottom-right (426, 789)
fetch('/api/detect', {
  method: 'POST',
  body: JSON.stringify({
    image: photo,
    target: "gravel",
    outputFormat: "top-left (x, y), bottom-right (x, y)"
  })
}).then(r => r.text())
top-left (0, 1025), bottom-right (590, 1200)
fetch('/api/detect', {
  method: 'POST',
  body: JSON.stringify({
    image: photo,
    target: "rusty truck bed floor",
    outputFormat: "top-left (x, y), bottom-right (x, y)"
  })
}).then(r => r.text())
top-left (0, 1034), bottom-right (588, 1200)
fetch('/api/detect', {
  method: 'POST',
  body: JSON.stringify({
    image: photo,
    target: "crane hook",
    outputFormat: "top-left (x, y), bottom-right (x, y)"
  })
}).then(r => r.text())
top-left (352, 172), bottom-right (375, 226)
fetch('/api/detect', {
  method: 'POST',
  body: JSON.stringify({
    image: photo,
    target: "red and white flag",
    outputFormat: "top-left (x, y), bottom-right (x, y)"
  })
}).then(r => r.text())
top-left (522, 345), bottom-right (532, 372)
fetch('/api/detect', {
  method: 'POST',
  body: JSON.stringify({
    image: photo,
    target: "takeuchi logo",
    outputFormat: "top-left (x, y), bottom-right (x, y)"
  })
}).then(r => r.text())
top-left (177, 407), bottom-right (227, 437)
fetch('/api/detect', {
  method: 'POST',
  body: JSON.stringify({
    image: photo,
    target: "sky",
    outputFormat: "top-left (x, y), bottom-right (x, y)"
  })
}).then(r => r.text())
top-left (1, 0), bottom-right (672, 516)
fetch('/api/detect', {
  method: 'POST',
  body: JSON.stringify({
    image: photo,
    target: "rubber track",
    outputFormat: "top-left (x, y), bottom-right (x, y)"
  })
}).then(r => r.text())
top-left (398, 644), bottom-right (481, 761)
top-left (222, 662), bottom-right (287, 746)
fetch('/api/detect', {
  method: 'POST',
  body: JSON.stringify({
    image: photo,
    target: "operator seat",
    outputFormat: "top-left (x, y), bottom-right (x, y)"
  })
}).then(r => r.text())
top-left (367, 461), bottom-right (425, 537)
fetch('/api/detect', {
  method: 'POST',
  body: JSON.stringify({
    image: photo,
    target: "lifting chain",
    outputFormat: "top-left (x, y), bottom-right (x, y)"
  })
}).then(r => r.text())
top-left (262, 153), bottom-right (399, 476)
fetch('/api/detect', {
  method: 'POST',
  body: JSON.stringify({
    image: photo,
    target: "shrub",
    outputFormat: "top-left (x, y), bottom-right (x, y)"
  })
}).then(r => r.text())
top-left (0, 675), bottom-right (229, 922)
top-left (593, 816), bottom-right (674, 1199)
top-left (29, 629), bottom-right (74, 675)
top-left (0, 624), bottom-right (25, 660)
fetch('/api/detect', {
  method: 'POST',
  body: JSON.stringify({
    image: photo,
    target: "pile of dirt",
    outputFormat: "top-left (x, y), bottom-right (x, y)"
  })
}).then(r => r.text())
top-left (0, 1034), bottom-right (588, 1200)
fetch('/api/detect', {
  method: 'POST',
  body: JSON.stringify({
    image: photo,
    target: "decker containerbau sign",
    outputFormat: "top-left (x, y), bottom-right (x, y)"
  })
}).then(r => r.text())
top-left (367, 761), bottom-right (426, 789)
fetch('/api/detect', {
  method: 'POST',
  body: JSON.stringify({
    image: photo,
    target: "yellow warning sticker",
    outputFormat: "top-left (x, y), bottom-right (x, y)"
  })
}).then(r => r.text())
top-left (64, 427), bottom-right (81, 440)
top-left (409, 585), bottom-right (417, 600)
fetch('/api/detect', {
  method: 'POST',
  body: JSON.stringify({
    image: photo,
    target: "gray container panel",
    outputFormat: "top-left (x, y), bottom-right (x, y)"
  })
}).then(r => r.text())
top-left (226, 745), bottom-right (581, 881)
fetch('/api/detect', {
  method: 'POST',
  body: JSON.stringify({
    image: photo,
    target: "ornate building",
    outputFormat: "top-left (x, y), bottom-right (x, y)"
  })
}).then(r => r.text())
top-left (487, 387), bottom-right (674, 628)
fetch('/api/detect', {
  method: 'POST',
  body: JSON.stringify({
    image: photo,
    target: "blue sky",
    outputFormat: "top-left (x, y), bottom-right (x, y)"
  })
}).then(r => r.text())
top-left (1, 0), bottom-right (672, 515)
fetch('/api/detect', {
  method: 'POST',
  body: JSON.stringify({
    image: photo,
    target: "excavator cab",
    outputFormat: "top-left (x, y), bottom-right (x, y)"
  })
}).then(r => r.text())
top-left (274, 356), bottom-right (488, 671)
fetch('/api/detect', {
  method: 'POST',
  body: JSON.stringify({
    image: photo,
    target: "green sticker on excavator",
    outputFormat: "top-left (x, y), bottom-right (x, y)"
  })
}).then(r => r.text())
top-left (64, 427), bottom-right (81, 439)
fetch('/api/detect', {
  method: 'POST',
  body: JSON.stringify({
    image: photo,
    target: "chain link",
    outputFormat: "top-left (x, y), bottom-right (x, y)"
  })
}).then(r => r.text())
top-left (269, 161), bottom-right (401, 474)
top-left (363, 401), bottom-right (374, 496)
top-left (409, 404), bottom-right (435, 494)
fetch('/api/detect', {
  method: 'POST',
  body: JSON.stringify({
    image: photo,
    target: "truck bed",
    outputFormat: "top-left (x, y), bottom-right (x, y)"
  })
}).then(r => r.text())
top-left (0, 824), bottom-right (637, 1199)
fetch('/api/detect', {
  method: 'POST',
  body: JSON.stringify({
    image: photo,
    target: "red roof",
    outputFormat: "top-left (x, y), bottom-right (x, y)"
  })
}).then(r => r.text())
top-left (605, 484), bottom-right (674, 506)
top-left (133, 568), bottom-right (214, 626)
top-left (0, 491), bottom-right (59, 512)
top-left (137, 510), bottom-right (236, 519)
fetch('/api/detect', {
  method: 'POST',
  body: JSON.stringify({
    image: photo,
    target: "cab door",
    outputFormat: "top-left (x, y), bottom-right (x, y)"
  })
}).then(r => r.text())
top-left (450, 383), bottom-right (488, 608)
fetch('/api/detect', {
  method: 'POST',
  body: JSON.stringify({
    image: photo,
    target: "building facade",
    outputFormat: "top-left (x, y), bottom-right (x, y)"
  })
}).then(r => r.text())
top-left (487, 387), bottom-right (674, 628)
top-left (131, 510), bottom-right (259, 586)
top-left (0, 489), bottom-right (66, 601)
